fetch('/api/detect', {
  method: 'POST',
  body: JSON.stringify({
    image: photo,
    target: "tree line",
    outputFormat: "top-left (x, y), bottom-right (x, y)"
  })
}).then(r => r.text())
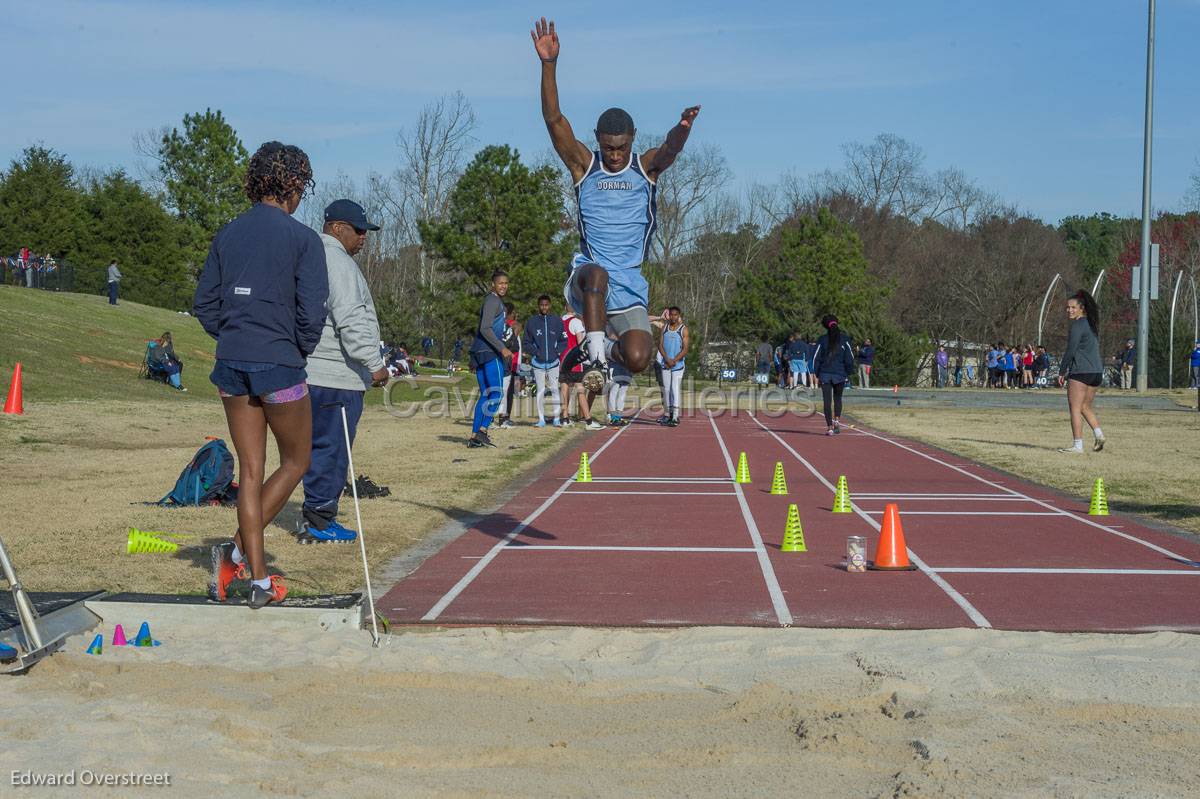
top-left (1, 99), bottom-right (1197, 385)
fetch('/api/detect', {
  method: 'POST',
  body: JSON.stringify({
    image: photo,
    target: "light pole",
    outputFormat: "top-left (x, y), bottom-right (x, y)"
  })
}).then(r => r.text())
top-left (1037, 273), bottom-right (1062, 347)
top-left (1135, 0), bottom-right (1156, 392)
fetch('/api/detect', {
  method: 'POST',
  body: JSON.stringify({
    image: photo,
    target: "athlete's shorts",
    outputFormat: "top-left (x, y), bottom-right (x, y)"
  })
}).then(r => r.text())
top-left (211, 360), bottom-right (309, 403)
top-left (789, 359), bottom-right (807, 375)
top-left (564, 255), bottom-right (650, 332)
top-left (1068, 372), bottom-right (1102, 388)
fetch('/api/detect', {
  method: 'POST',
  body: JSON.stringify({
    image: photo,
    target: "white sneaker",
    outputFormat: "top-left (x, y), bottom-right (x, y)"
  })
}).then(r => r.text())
top-left (1056, 447), bottom-right (1083, 454)
top-left (585, 420), bottom-right (604, 431)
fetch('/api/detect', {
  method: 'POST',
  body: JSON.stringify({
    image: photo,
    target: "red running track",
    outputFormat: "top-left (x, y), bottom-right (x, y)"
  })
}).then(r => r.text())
top-left (377, 410), bottom-right (1200, 632)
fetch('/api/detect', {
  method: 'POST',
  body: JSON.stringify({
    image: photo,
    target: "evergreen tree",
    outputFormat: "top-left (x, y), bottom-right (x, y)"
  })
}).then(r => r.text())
top-left (0, 146), bottom-right (87, 259)
top-left (419, 145), bottom-right (572, 319)
top-left (76, 170), bottom-right (193, 309)
top-left (157, 109), bottom-right (250, 265)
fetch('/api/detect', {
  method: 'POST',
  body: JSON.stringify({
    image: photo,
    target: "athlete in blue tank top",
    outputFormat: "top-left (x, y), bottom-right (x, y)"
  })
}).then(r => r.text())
top-left (533, 16), bottom-right (700, 392)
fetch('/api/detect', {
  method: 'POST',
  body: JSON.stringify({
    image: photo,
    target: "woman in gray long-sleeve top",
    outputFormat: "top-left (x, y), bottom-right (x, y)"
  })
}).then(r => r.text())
top-left (1056, 289), bottom-right (1106, 453)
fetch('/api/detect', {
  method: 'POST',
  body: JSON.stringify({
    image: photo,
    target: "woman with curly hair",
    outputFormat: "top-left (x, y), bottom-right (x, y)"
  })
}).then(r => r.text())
top-left (193, 141), bottom-right (329, 609)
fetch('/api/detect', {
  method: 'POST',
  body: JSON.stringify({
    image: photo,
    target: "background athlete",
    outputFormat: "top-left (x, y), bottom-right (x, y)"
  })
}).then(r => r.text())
top-left (532, 16), bottom-right (699, 392)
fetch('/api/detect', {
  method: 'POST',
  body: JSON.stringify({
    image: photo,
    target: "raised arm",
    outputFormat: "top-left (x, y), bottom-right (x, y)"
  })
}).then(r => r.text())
top-left (642, 106), bottom-right (701, 180)
top-left (532, 17), bottom-right (591, 181)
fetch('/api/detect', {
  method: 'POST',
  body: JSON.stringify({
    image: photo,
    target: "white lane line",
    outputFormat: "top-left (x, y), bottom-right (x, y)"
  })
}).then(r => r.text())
top-left (749, 414), bottom-right (991, 629)
top-left (505, 546), bottom-right (758, 553)
top-left (589, 477), bottom-right (730, 483)
top-left (708, 412), bottom-right (793, 627)
top-left (420, 409), bottom-right (641, 622)
top-left (861, 511), bottom-right (1061, 517)
top-left (855, 495), bottom-right (1028, 501)
top-left (850, 425), bottom-right (1200, 566)
top-left (563, 490), bottom-right (736, 496)
top-left (932, 567), bottom-right (1200, 575)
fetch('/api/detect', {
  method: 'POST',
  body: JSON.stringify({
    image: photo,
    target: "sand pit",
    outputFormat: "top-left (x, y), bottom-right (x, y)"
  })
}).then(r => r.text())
top-left (2, 620), bottom-right (1198, 798)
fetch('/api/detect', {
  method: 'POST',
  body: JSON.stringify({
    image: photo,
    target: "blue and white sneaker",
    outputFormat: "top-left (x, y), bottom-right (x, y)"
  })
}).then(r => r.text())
top-left (296, 520), bottom-right (357, 544)
top-left (535, 419), bottom-right (547, 428)
top-left (552, 419), bottom-right (562, 428)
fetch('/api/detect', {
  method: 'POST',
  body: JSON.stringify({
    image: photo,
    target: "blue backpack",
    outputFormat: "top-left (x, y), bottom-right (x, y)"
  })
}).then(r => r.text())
top-left (159, 438), bottom-right (237, 506)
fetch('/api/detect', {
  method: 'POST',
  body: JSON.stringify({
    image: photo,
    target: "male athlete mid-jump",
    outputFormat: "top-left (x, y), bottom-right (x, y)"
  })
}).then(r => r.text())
top-left (532, 16), bottom-right (699, 392)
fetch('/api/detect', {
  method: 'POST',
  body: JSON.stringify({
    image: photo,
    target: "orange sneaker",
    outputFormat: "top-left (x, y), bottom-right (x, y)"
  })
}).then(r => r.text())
top-left (247, 575), bottom-right (288, 609)
top-left (208, 542), bottom-right (248, 602)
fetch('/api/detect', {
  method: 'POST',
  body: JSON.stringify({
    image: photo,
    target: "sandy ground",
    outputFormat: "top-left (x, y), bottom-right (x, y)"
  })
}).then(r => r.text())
top-left (2, 620), bottom-right (1199, 798)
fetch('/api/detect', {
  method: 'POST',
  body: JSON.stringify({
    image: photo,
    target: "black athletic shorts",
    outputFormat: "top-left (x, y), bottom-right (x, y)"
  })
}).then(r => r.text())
top-left (1068, 372), bottom-right (1102, 387)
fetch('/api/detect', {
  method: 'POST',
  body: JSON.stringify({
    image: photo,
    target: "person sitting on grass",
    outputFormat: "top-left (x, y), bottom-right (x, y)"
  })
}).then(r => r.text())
top-left (148, 331), bottom-right (186, 391)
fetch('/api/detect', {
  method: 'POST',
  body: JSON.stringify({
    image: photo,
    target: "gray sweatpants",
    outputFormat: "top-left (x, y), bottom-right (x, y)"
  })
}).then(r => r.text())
top-left (533, 365), bottom-right (561, 422)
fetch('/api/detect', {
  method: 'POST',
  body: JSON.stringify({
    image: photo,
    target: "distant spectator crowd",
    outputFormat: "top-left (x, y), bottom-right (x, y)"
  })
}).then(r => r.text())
top-left (755, 333), bottom-right (876, 390)
top-left (2, 247), bottom-right (65, 289)
top-left (981, 343), bottom-right (1050, 389)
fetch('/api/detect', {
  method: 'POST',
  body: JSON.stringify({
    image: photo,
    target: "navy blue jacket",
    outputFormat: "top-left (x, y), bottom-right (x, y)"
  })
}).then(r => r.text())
top-left (786, 339), bottom-right (809, 361)
top-left (858, 345), bottom-right (875, 365)
top-left (521, 313), bottom-right (568, 366)
top-left (811, 333), bottom-right (856, 383)
top-left (193, 204), bottom-right (328, 367)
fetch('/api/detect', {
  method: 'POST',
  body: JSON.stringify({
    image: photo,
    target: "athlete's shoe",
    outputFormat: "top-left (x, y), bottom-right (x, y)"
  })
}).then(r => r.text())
top-left (585, 420), bottom-right (604, 431)
top-left (208, 542), bottom-right (248, 602)
top-left (552, 419), bottom-right (562, 428)
top-left (1056, 446), bottom-right (1083, 454)
top-left (466, 437), bottom-right (485, 448)
top-left (246, 575), bottom-right (288, 609)
top-left (499, 419), bottom-right (515, 429)
top-left (535, 419), bottom-right (547, 428)
top-left (296, 519), bottom-right (357, 544)
top-left (1093, 436), bottom-right (1106, 452)
top-left (833, 424), bottom-right (841, 435)
top-left (657, 415), bottom-right (671, 426)
top-left (826, 428), bottom-right (836, 436)
top-left (0, 641), bottom-right (16, 662)
top-left (580, 363), bottom-right (606, 394)
top-left (668, 418), bottom-right (680, 427)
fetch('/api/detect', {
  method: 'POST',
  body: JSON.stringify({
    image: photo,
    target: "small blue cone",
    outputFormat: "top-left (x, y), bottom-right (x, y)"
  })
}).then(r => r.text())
top-left (133, 621), bottom-right (160, 647)
top-left (86, 633), bottom-right (103, 655)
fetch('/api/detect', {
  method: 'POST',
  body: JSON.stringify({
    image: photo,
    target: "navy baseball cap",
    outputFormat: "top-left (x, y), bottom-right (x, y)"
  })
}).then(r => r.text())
top-left (324, 199), bottom-right (380, 231)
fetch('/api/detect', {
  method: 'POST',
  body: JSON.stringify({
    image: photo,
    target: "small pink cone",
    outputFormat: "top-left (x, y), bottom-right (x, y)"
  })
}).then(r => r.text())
top-left (112, 624), bottom-right (127, 647)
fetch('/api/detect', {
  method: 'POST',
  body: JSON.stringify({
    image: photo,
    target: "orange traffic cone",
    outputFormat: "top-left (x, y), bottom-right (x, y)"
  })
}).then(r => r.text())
top-left (3, 363), bottom-right (22, 415)
top-left (869, 503), bottom-right (917, 571)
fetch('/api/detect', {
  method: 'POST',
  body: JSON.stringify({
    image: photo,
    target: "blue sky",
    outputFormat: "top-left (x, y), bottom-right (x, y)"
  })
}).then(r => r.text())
top-left (4, 0), bottom-right (1198, 223)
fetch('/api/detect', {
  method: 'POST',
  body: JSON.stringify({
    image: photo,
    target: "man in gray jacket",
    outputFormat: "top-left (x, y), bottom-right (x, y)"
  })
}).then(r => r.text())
top-left (106, 259), bottom-right (122, 305)
top-left (297, 200), bottom-right (389, 544)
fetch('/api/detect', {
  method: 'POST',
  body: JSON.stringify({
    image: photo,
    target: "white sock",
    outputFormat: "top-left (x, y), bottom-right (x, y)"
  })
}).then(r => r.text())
top-left (1093, 427), bottom-right (1103, 439)
top-left (1072, 439), bottom-right (1084, 451)
top-left (586, 331), bottom-right (607, 364)
top-left (231, 544), bottom-right (244, 565)
top-left (252, 577), bottom-right (272, 591)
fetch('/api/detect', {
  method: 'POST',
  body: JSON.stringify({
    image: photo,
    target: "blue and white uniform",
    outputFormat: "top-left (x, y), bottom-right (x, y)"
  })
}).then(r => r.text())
top-left (566, 151), bottom-right (656, 316)
top-left (661, 321), bottom-right (686, 421)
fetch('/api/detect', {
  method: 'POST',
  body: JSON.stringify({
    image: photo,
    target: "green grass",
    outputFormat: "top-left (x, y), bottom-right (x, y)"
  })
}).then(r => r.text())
top-left (0, 286), bottom-right (216, 403)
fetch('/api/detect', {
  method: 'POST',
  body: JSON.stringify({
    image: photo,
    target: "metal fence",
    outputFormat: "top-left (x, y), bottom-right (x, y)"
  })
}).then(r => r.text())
top-left (1, 260), bottom-right (77, 292)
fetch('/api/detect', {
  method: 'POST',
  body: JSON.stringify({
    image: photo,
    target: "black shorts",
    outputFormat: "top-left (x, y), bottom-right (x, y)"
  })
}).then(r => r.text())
top-left (1068, 372), bottom-right (1102, 387)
